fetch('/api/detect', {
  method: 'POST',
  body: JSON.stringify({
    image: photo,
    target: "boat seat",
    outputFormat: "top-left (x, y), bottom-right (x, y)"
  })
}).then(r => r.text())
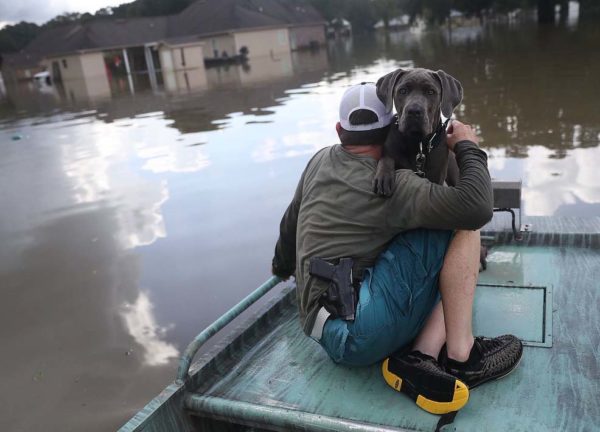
top-left (491, 179), bottom-right (523, 241)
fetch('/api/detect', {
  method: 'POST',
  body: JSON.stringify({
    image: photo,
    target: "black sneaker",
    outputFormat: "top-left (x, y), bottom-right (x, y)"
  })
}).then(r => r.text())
top-left (382, 350), bottom-right (469, 415)
top-left (439, 335), bottom-right (523, 389)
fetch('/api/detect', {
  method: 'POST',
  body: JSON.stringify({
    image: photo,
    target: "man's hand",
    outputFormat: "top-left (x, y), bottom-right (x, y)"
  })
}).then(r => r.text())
top-left (272, 260), bottom-right (293, 280)
top-left (446, 120), bottom-right (479, 152)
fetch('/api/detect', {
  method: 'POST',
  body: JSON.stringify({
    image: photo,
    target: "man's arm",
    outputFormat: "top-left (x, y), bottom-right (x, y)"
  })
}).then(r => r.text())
top-left (389, 121), bottom-right (494, 231)
top-left (272, 169), bottom-right (306, 279)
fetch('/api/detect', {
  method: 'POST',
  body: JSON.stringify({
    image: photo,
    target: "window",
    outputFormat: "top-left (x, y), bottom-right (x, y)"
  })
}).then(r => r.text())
top-left (62, 59), bottom-right (68, 69)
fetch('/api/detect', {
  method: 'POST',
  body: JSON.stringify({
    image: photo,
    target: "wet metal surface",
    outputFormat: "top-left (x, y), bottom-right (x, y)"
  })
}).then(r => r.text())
top-left (473, 284), bottom-right (552, 347)
top-left (198, 246), bottom-right (598, 432)
top-left (1, 20), bottom-right (600, 431)
top-left (152, 242), bottom-right (597, 432)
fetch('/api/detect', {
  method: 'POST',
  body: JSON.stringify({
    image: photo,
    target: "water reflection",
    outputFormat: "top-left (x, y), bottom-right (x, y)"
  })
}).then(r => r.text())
top-left (1, 20), bottom-right (599, 432)
top-left (121, 291), bottom-right (179, 366)
top-left (372, 22), bottom-right (600, 156)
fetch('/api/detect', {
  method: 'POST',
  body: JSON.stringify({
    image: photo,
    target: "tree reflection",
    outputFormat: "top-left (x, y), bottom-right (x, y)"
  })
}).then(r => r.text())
top-left (374, 20), bottom-right (600, 156)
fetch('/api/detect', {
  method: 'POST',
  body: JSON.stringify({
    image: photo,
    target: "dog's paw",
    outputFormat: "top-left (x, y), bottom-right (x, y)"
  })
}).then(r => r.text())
top-left (373, 171), bottom-right (395, 197)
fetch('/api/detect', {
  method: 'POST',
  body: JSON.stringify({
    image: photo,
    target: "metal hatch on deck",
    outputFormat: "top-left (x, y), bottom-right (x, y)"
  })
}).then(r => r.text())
top-left (472, 283), bottom-right (553, 348)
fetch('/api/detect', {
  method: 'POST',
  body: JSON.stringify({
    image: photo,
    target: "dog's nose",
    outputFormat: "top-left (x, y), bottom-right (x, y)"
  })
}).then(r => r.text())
top-left (406, 105), bottom-right (424, 118)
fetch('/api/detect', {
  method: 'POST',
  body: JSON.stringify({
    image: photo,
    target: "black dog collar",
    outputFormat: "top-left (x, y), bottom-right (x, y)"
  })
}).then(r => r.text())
top-left (415, 117), bottom-right (451, 177)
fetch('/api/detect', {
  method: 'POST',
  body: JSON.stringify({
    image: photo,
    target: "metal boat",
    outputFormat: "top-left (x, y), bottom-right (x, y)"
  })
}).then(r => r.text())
top-left (119, 181), bottom-right (600, 432)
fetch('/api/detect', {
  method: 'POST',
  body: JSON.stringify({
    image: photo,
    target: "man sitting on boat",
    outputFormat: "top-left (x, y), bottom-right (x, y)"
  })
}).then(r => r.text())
top-left (271, 82), bottom-right (522, 414)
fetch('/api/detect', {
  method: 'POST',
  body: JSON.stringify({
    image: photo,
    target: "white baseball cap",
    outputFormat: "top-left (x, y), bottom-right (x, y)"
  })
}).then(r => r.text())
top-left (339, 82), bottom-right (395, 131)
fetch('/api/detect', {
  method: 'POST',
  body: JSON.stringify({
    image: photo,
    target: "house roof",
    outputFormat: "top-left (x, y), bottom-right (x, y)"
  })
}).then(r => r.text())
top-left (24, 17), bottom-right (169, 57)
top-left (2, 51), bottom-right (43, 69)
top-left (170, 0), bottom-right (324, 38)
top-left (18, 0), bottom-right (325, 59)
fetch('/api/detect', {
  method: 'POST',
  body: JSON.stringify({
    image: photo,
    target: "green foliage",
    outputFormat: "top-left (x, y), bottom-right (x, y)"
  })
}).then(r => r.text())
top-left (453, 0), bottom-right (494, 17)
top-left (579, 0), bottom-right (600, 17)
top-left (111, 0), bottom-right (195, 18)
top-left (373, 0), bottom-right (402, 26)
top-left (307, 0), bottom-right (345, 21)
top-left (308, 0), bottom-right (567, 28)
top-left (0, 21), bottom-right (40, 53)
top-left (0, 0), bottom-right (196, 54)
top-left (45, 12), bottom-right (94, 27)
top-left (0, 0), bottom-right (577, 54)
top-left (421, 0), bottom-right (453, 23)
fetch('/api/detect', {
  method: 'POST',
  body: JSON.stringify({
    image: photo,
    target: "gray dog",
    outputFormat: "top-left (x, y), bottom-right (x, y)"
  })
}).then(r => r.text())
top-left (373, 68), bottom-right (463, 196)
top-left (374, 68), bottom-right (490, 269)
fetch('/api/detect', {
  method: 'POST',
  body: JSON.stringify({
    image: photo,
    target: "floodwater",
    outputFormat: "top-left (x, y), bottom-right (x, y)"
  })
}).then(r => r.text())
top-left (1, 19), bottom-right (599, 432)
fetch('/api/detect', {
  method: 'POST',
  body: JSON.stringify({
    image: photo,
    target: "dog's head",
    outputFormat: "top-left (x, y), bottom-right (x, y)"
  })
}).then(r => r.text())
top-left (376, 68), bottom-right (463, 140)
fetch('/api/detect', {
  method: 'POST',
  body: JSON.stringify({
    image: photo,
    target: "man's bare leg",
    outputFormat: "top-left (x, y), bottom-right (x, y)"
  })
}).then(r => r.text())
top-left (382, 229), bottom-right (482, 415)
top-left (413, 230), bottom-right (480, 361)
top-left (412, 302), bottom-right (445, 358)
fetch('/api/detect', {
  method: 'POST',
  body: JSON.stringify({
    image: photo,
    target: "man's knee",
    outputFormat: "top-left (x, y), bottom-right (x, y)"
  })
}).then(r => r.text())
top-left (443, 230), bottom-right (481, 263)
top-left (452, 229), bottom-right (480, 244)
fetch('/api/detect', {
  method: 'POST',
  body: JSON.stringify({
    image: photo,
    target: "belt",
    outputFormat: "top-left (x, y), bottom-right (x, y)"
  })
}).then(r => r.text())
top-left (309, 306), bottom-right (331, 341)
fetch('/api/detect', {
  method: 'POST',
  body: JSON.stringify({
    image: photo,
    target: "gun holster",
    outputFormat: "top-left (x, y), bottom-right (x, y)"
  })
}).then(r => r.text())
top-left (309, 257), bottom-right (357, 321)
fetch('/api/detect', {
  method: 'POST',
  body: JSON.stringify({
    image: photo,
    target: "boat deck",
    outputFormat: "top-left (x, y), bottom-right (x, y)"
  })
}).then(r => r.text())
top-left (183, 244), bottom-right (599, 431)
top-left (121, 217), bottom-right (600, 432)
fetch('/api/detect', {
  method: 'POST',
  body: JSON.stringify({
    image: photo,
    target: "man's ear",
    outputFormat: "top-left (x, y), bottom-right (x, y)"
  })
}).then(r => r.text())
top-left (335, 121), bottom-right (342, 138)
top-left (434, 70), bottom-right (463, 118)
top-left (376, 69), bottom-right (409, 112)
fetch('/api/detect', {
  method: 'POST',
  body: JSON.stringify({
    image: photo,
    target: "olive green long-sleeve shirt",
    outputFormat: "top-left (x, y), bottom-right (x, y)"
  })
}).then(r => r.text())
top-left (273, 140), bottom-right (493, 335)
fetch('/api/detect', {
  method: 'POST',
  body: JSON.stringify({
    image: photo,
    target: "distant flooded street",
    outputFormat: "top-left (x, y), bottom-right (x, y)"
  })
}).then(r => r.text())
top-left (1, 19), bottom-right (599, 432)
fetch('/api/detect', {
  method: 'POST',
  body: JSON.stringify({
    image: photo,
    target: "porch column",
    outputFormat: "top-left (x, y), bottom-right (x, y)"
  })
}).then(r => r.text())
top-left (144, 45), bottom-right (158, 91)
top-left (122, 48), bottom-right (135, 95)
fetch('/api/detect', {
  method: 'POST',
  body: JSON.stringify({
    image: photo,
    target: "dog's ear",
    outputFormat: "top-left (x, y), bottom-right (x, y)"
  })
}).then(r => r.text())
top-left (434, 70), bottom-right (463, 118)
top-left (376, 69), bottom-right (409, 112)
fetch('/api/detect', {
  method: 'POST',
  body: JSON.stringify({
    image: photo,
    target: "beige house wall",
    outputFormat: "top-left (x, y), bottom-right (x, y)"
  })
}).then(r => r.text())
top-left (199, 35), bottom-right (237, 59)
top-left (205, 50), bottom-right (293, 88)
top-left (289, 24), bottom-right (326, 50)
top-left (43, 52), bottom-right (110, 101)
top-left (78, 53), bottom-right (111, 99)
top-left (239, 51), bottom-right (293, 85)
top-left (234, 28), bottom-right (290, 58)
top-left (45, 53), bottom-right (84, 81)
top-left (159, 43), bottom-right (207, 93)
top-left (180, 45), bottom-right (204, 69)
top-left (159, 48), bottom-right (175, 73)
top-left (79, 52), bottom-right (107, 78)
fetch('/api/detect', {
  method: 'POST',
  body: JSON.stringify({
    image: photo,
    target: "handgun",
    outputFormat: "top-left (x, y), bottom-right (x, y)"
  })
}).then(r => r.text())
top-left (309, 257), bottom-right (356, 321)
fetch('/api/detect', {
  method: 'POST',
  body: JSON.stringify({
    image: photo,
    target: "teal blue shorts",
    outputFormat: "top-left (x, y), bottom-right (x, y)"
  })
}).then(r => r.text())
top-left (319, 229), bottom-right (453, 367)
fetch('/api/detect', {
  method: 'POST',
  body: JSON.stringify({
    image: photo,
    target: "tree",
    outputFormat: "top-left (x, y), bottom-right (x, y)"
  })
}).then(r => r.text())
top-left (45, 12), bottom-right (95, 27)
top-left (373, 0), bottom-right (401, 28)
top-left (95, 7), bottom-right (114, 17)
top-left (537, 0), bottom-right (555, 23)
top-left (307, 0), bottom-right (346, 21)
top-left (579, 0), bottom-right (600, 18)
top-left (453, 0), bottom-right (494, 18)
top-left (0, 21), bottom-right (40, 54)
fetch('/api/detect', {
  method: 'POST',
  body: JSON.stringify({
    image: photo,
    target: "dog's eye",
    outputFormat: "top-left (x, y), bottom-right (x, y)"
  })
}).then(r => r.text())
top-left (399, 88), bottom-right (408, 95)
top-left (426, 89), bottom-right (436, 95)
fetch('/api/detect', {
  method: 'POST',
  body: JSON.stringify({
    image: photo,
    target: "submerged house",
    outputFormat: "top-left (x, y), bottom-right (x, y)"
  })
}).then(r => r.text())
top-left (21, 17), bottom-right (202, 98)
top-left (173, 0), bottom-right (326, 60)
top-left (0, 0), bottom-right (325, 98)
